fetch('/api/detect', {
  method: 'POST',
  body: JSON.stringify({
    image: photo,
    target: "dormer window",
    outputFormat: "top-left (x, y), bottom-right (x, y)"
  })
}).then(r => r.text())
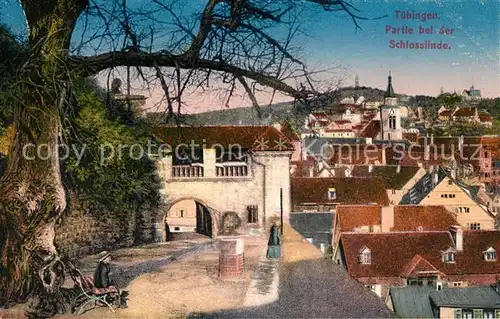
top-left (442, 248), bottom-right (456, 263)
top-left (328, 187), bottom-right (337, 200)
top-left (484, 247), bottom-right (497, 261)
top-left (358, 247), bottom-right (371, 264)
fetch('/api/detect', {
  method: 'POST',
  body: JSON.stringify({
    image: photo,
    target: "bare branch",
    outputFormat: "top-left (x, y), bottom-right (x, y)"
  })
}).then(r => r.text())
top-left (69, 51), bottom-right (311, 97)
top-left (237, 75), bottom-right (262, 118)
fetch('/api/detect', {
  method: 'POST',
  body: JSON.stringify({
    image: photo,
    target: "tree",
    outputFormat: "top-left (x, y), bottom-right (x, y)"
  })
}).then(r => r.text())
top-left (0, 0), bottom-right (367, 312)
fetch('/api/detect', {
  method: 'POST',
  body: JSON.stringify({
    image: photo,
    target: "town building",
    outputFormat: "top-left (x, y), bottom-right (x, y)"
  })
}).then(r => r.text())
top-left (461, 85), bottom-right (482, 102)
top-left (429, 286), bottom-right (500, 319)
top-left (153, 125), bottom-right (294, 239)
top-left (290, 177), bottom-right (390, 212)
top-left (350, 165), bottom-right (425, 204)
top-left (332, 205), bottom-right (459, 258)
top-left (388, 286), bottom-right (500, 319)
top-left (336, 229), bottom-right (500, 300)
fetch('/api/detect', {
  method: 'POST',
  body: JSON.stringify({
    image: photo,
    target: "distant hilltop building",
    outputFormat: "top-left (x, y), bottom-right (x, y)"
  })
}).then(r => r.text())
top-left (110, 78), bottom-right (147, 117)
top-left (461, 85), bottom-right (481, 101)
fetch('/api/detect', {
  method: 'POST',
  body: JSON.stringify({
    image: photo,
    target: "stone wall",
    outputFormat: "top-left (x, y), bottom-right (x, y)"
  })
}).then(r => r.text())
top-left (55, 196), bottom-right (157, 258)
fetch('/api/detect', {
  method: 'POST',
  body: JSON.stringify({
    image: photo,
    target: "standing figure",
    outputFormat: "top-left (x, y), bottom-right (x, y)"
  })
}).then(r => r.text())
top-left (266, 223), bottom-right (281, 259)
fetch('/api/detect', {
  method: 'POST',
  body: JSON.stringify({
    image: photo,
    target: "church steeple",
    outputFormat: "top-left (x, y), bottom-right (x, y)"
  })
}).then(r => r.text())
top-left (384, 71), bottom-right (396, 98)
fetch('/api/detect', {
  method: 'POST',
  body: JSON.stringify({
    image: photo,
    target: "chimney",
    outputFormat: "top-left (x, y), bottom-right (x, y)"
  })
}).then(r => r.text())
top-left (450, 168), bottom-right (456, 180)
top-left (450, 225), bottom-right (463, 252)
top-left (381, 205), bottom-right (394, 232)
top-left (396, 165), bottom-right (401, 174)
top-left (369, 164), bottom-right (373, 173)
top-left (431, 134), bottom-right (434, 145)
top-left (433, 171), bottom-right (439, 185)
top-left (309, 166), bottom-right (314, 177)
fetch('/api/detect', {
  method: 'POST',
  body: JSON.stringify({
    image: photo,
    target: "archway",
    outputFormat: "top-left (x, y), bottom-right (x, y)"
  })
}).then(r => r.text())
top-left (163, 198), bottom-right (219, 241)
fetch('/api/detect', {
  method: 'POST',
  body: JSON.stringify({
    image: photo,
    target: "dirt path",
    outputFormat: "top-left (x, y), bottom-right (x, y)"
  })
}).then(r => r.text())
top-left (0, 235), bottom-right (267, 319)
top-left (63, 235), bottom-right (267, 318)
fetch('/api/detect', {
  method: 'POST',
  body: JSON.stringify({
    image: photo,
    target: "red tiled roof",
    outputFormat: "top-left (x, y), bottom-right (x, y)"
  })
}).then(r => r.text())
top-left (291, 177), bottom-right (390, 207)
top-left (403, 133), bottom-right (419, 143)
top-left (439, 110), bottom-right (453, 117)
top-left (392, 205), bottom-right (457, 231)
top-left (333, 120), bottom-right (352, 125)
top-left (337, 205), bottom-right (382, 231)
top-left (400, 255), bottom-right (442, 277)
top-left (153, 125), bottom-right (294, 151)
top-left (340, 231), bottom-right (453, 279)
top-left (454, 107), bottom-right (476, 117)
top-left (479, 114), bottom-right (493, 122)
top-left (359, 120), bottom-right (380, 139)
top-left (340, 230), bottom-right (500, 279)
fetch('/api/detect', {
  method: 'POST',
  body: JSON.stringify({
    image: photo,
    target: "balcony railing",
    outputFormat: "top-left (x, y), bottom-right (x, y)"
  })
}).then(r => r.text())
top-left (172, 165), bottom-right (204, 177)
top-left (216, 164), bottom-right (248, 177)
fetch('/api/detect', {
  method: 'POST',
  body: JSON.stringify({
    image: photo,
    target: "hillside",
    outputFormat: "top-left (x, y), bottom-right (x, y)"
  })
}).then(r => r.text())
top-left (145, 86), bottom-right (429, 127)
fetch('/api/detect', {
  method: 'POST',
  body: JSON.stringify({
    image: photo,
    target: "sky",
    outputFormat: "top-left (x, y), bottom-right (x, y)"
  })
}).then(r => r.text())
top-left (0, 0), bottom-right (499, 113)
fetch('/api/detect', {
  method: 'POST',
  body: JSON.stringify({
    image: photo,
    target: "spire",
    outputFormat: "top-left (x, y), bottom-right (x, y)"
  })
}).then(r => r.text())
top-left (384, 71), bottom-right (395, 98)
top-left (355, 74), bottom-right (359, 88)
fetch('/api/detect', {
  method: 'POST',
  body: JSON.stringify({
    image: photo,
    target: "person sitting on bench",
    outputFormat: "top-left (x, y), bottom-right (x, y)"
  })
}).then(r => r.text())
top-left (93, 251), bottom-right (127, 308)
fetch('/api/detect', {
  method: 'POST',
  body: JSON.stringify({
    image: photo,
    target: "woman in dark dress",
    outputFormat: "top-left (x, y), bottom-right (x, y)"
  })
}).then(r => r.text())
top-left (266, 223), bottom-right (281, 259)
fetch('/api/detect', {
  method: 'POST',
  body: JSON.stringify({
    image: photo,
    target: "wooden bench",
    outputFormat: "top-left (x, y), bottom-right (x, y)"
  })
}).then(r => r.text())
top-left (69, 266), bottom-right (119, 315)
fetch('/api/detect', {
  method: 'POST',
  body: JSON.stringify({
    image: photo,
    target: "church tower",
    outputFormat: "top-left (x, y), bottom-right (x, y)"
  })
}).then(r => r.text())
top-left (380, 72), bottom-right (402, 140)
top-left (355, 74), bottom-right (359, 88)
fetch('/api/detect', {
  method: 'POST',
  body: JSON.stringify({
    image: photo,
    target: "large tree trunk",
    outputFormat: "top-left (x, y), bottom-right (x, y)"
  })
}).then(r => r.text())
top-left (0, 0), bottom-right (87, 309)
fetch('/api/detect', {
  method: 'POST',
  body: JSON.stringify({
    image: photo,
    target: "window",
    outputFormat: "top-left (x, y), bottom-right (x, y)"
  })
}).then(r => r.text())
top-left (443, 249), bottom-right (456, 263)
top-left (453, 282), bottom-right (463, 287)
top-left (473, 309), bottom-right (484, 319)
top-left (469, 223), bottom-right (481, 230)
top-left (179, 208), bottom-right (185, 218)
top-left (364, 284), bottom-right (375, 292)
top-left (247, 205), bottom-right (258, 224)
top-left (407, 277), bottom-right (436, 287)
top-left (392, 189), bottom-right (396, 194)
top-left (328, 187), bottom-right (337, 200)
top-left (358, 247), bottom-right (371, 264)
top-left (450, 194), bottom-right (456, 198)
top-left (495, 309), bottom-right (500, 319)
top-left (448, 179), bottom-right (454, 185)
top-left (484, 247), bottom-right (497, 261)
top-left (456, 207), bottom-right (470, 213)
top-left (454, 309), bottom-right (462, 319)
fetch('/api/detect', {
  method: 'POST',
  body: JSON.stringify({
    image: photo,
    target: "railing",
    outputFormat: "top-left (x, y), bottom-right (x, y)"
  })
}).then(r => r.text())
top-left (172, 165), bottom-right (204, 177)
top-left (216, 165), bottom-right (248, 177)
